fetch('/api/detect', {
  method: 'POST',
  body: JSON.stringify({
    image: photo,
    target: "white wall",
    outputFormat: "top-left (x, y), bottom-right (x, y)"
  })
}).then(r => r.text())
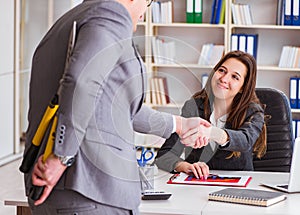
top-left (0, 0), bottom-right (15, 159)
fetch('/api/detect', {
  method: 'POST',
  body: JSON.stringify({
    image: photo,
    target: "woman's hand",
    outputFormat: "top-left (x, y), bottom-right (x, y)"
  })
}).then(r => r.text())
top-left (175, 161), bottom-right (209, 180)
top-left (180, 124), bottom-right (212, 148)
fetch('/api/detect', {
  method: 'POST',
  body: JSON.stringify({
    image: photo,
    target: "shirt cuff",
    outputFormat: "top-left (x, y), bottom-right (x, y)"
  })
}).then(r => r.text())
top-left (220, 141), bottom-right (229, 147)
top-left (172, 115), bottom-right (176, 133)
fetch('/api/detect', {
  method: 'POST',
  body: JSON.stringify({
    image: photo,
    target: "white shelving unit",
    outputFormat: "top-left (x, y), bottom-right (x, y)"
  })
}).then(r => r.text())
top-left (140, 0), bottom-right (300, 112)
top-left (133, 0), bottom-right (300, 146)
top-left (229, 0), bottom-right (300, 114)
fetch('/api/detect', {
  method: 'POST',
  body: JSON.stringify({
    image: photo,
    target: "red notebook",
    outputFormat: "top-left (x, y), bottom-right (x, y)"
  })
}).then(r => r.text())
top-left (167, 173), bottom-right (252, 187)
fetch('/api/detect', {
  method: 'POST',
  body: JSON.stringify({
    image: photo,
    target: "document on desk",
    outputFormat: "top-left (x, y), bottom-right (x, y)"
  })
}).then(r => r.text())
top-left (167, 173), bottom-right (252, 187)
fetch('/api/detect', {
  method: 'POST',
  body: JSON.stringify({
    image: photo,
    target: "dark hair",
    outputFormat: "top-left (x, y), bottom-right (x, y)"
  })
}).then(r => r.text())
top-left (193, 50), bottom-right (266, 158)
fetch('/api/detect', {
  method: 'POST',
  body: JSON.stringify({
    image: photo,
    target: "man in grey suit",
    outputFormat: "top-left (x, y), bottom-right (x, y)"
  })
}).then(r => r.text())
top-left (23, 0), bottom-right (210, 214)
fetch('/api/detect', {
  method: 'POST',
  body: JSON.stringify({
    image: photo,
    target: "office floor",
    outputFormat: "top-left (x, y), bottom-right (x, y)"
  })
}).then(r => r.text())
top-left (0, 158), bottom-right (23, 214)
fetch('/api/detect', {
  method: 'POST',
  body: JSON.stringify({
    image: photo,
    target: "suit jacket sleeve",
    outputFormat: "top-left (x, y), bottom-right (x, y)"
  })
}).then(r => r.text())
top-left (133, 105), bottom-right (173, 139)
top-left (54, 4), bottom-right (133, 157)
top-left (154, 98), bottom-right (199, 172)
top-left (222, 103), bottom-right (265, 152)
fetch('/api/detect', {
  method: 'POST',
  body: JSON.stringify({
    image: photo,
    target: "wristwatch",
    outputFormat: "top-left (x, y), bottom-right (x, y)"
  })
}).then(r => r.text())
top-left (55, 155), bottom-right (75, 167)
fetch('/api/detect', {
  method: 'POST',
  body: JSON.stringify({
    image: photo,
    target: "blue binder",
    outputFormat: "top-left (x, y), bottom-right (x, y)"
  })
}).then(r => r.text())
top-left (290, 76), bottom-right (298, 108)
top-left (284, 0), bottom-right (293, 25)
top-left (246, 34), bottom-right (258, 59)
top-left (214, 0), bottom-right (223, 24)
top-left (293, 0), bottom-right (300, 25)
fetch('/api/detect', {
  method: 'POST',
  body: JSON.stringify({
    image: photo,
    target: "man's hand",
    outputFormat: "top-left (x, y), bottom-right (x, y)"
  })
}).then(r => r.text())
top-left (31, 154), bottom-right (67, 205)
top-left (175, 161), bottom-right (209, 180)
top-left (181, 124), bottom-right (213, 148)
top-left (175, 116), bottom-right (211, 148)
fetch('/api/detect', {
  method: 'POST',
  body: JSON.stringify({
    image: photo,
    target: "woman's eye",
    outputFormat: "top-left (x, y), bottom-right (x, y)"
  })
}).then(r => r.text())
top-left (218, 68), bottom-right (225, 73)
top-left (232, 75), bottom-right (239, 80)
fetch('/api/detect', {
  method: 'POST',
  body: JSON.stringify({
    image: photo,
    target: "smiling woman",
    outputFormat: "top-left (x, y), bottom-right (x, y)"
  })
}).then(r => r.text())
top-left (154, 50), bottom-right (267, 179)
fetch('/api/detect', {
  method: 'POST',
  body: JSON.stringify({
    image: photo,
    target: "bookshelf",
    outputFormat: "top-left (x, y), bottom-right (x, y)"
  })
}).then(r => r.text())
top-left (141, 0), bottom-right (300, 111)
top-left (146, 0), bottom-right (228, 110)
top-left (134, 0), bottom-right (300, 145)
top-left (229, 0), bottom-right (300, 118)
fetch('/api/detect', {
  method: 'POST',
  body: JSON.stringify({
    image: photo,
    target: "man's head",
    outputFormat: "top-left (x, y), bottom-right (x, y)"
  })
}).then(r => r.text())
top-left (116, 0), bottom-right (149, 31)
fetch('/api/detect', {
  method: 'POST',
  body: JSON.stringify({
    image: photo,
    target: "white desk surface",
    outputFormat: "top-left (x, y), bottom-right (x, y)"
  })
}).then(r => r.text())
top-left (5, 170), bottom-right (300, 215)
top-left (139, 170), bottom-right (300, 215)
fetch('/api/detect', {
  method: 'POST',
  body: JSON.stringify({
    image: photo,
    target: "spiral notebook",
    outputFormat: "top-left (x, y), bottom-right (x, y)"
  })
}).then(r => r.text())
top-left (208, 188), bottom-right (286, 207)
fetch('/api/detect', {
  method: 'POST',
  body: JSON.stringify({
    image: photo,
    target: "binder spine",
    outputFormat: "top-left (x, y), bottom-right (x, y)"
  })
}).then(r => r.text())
top-left (194, 0), bottom-right (203, 23)
top-left (186, 0), bottom-right (194, 23)
top-left (284, 0), bottom-right (293, 25)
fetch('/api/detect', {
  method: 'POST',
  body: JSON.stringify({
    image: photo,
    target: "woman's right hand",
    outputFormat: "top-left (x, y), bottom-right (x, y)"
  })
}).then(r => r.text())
top-left (175, 161), bottom-right (209, 180)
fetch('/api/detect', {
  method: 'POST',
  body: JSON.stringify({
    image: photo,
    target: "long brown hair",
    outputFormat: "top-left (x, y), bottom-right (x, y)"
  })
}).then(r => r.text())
top-left (193, 50), bottom-right (266, 158)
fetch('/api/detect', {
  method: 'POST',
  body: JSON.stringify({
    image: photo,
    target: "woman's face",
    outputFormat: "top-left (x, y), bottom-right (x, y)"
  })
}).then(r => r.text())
top-left (211, 58), bottom-right (247, 104)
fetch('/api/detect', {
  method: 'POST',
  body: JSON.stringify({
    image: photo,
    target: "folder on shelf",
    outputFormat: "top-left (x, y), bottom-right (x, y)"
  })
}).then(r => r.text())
top-left (210, 0), bottom-right (217, 24)
top-left (238, 34), bottom-right (247, 53)
top-left (231, 34), bottom-right (239, 51)
top-left (201, 73), bottom-right (208, 89)
top-left (279, 46), bottom-right (290, 67)
top-left (246, 34), bottom-right (258, 59)
top-left (284, 0), bottom-right (293, 25)
top-left (292, 119), bottom-right (297, 138)
top-left (194, 0), bottom-right (203, 23)
top-left (289, 77), bottom-right (298, 108)
top-left (219, 0), bottom-right (226, 24)
top-left (293, 0), bottom-right (300, 25)
top-left (277, 0), bottom-right (285, 25)
top-left (214, 0), bottom-right (223, 24)
top-left (186, 0), bottom-right (194, 23)
top-left (297, 120), bottom-right (300, 138)
top-left (211, 0), bottom-right (223, 24)
top-left (297, 77), bottom-right (300, 108)
top-left (151, 1), bottom-right (161, 23)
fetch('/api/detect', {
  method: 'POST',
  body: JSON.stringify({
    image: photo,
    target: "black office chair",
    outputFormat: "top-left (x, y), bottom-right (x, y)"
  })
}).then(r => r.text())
top-left (253, 88), bottom-right (294, 172)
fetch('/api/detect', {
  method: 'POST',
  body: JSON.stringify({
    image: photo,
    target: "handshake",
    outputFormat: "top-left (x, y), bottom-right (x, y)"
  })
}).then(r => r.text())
top-left (174, 116), bottom-right (228, 149)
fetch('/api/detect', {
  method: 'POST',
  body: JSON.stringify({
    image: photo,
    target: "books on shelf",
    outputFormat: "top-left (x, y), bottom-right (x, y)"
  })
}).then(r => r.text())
top-left (292, 119), bottom-right (300, 139)
top-left (278, 46), bottom-right (300, 68)
top-left (231, 34), bottom-right (258, 59)
top-left (278, 0), bottom-right (300, 26)
top-left (208, 188), bottom-right (286, 207)
top-left (168, 172), bottom-right (252, 187)
top-left (210, 0), bottom-right (226, 24)
top-left (198, 43), bottom-right (224, 66)
top-left (151, 36), bottom-right (176, 64)
top-left (201, 73), bottom-right (208, 89)
top-left (186, 0), bottom-right (202, 23)
top-left (148, 76), bottom-right (170, 106)
top-left (152, 0), bottom-right (173, 24)
top-left (289, 76), bottom-right (300, 110)
top-left (231, 3), bottom-right (253, 25)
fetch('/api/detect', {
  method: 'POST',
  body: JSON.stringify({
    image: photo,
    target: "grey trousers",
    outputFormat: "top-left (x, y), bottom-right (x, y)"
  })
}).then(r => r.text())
top-left (28, 189), bottom-right (138, 215)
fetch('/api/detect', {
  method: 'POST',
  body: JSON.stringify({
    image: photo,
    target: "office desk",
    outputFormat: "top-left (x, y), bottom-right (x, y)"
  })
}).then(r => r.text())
top-left (140, 170), bottom-right (299, 215)
top-left (5, 170), bottom-right (300, 215)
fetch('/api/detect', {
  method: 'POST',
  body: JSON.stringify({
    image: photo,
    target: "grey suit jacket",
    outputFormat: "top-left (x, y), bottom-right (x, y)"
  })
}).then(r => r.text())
top-left (155, 97), bottom-right (265, 172)
top-left (24, 0), bottom-right (173, 210)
